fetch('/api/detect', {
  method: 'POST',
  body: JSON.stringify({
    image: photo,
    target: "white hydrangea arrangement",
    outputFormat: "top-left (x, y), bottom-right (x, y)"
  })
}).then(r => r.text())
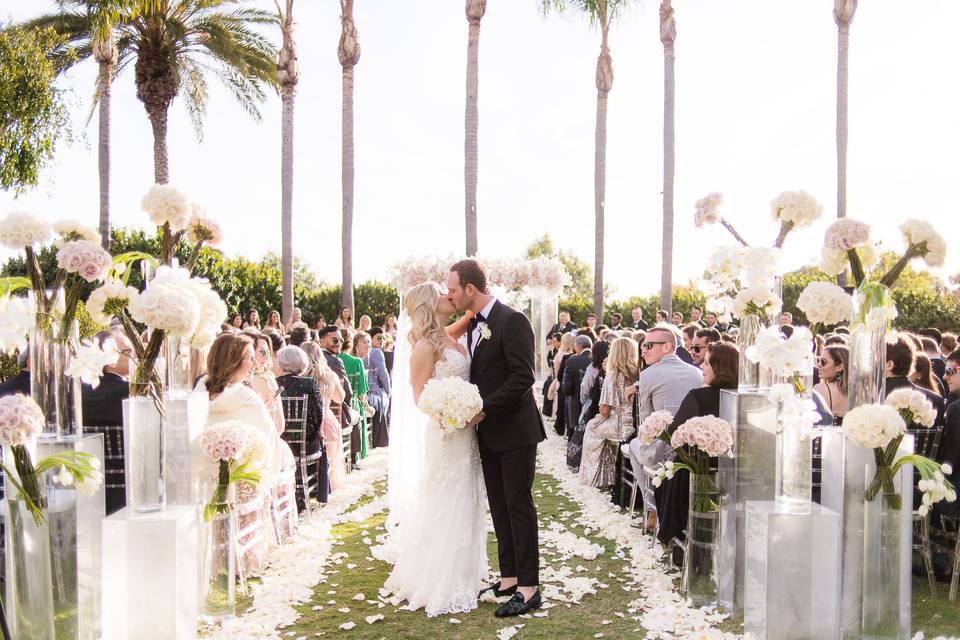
top-left (796, 281), bottom-right (854, 329)
top-left (770, 190), bottom-right (823, 247)
top-left (141, 184), bottom-right (193, 232)
top-left (417, 376), bottom-right (483, 436)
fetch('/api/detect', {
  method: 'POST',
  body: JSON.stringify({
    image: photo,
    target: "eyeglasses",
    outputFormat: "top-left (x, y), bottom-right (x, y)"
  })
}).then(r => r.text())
top-left (257, 348), bottom-right (269, 356)
top-left (641, 341), bottom-right (667, 351)
top-left (327, 337), bottom-right (342, 345)
top-left (946, 366), bottom-right (958, 376)
top-left (690, 345), bottom-right (704, 353)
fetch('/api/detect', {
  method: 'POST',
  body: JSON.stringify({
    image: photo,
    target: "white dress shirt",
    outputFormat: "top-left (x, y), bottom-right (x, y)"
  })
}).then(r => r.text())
top-left (470, 297), bottom-right (497, 355)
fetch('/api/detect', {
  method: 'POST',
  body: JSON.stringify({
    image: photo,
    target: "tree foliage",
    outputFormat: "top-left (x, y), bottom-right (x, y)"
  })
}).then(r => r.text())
top-left (0, 26), bottom-right (73, 193)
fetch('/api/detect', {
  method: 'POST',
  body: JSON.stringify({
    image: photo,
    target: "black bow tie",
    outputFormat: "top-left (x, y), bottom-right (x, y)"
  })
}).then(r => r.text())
top-left (470, 312), bottom-right (486, 329)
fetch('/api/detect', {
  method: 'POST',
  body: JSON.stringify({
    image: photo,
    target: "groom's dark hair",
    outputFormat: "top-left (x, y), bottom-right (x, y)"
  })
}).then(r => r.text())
top-left (449, 259), bottom-right (489, 294)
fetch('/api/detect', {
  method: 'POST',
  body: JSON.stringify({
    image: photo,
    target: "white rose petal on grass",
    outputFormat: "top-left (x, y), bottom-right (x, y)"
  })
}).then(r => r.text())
top-left (338, 621), bottom-right (355, 631)
top-left (352, 593), bottom-right (365, 601)
top-left (364, 615), bottom-right (384, 624)
top-left (337, 607), bottom-right (350, 613)
top-left (448, 618), bottom-right (462, 624)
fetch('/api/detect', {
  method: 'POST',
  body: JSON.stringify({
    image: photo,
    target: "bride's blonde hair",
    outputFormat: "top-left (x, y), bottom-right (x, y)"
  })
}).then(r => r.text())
top-left (405, 282), bottom-right (446, 360)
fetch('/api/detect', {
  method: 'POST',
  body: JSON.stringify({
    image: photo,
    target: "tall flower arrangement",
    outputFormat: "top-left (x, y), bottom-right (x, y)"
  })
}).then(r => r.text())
top-left (198, 421), bottom-right (267, 521)
top-left (652, 415), bottom-right (734, 512)
top-left (694, 190), bottom-right (822, 250)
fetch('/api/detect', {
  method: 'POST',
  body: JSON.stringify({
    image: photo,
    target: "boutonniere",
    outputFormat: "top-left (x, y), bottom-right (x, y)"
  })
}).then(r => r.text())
top-left (479, 323), bottom-right (492, 341)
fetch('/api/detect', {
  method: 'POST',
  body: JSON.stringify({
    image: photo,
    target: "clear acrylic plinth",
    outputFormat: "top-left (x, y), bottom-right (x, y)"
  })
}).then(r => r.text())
top-left (821, 429), bottom-right (913, 639)
top-left (163, 390), bottom-right (209, 505)
top-left (101, 505), bottom-right (200, 640)
top-left (744, 500), bottom-right (840, 640)
top-left (37, 433), bottom-right (106, 640)
top-left (717, 389), bottom-right (777, 614)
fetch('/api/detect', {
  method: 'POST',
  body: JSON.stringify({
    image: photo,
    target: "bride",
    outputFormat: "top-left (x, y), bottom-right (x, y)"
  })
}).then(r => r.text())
top-left (372, 282), bottom-right (488, 617)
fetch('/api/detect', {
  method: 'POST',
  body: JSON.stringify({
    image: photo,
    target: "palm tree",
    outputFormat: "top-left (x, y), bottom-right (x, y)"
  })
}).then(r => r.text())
top-left (29, 1), bottom-right (278, 185)
top-left (276, 0), bottom-right (298, 325)
top-left (339, 0), bottom-right (360, 314)
top-left (464, 0), bottom-right (486, 256)
top-left (834, 0), bottom-right (857, 286)
top-left (659, 0), bottom-right (676, 313)
top-left (541, 0), bottom-right (626, 322)
top-left (22, 1), bottom-right (123, 250)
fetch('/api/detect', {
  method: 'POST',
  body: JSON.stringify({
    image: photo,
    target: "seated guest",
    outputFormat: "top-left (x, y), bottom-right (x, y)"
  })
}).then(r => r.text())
top-left (561, 335), bottom-right (593, 438)
top-left (289, 326), bottom-right (309, 347)
top-left (243, 308), bottom-right (261, 330)
top-left (550, 332), bottom-right (576, 432)
top-left (334, 306), bottom-right (355, 332)
top-left (704, 312), bottom-right (720, 330)
top-left (580, 340), bottom-right (611, 418)
top-left (354, 331), bottom-right (391, 448)
top-left (631, 307), bottom-right (649, 331)
top-left (941, 333), bottom-right (957, 358)
top-left (265, 331), bottom-right (285, 377)
top-left (314, 314), bottom-right (327, 331)
top-left (318, 325), bottom-right (355, 450)
top-left (580, 337), bottom-right (639, 487)
top-left (302, 342), bottom-right (347, 491)
top-left (284, 306), bottom-right (304, 332)
top-left (370, 327), bottom-right (394, 374)
top-left (276, 345), bottom-right (328, 506)
top-left (264, 309), bottom-right (283, 332)
top-left (913, 352), bottom-right (946, 398)
top-left (824, 334), bottom-right (848, 347)
top-left (550, 310), bottom-right (577, 336)
top-left (919, 329), bottom-right (946, 379)
top-left (671, 311), bottom-right (684, 326)
top-left (245, 331), bottom-right (284, 434)
top-left (656, 342), bottom-right (738, 544)
top-left (338, 330), bottom-right (369, 463)
top-left (81, 331), bottom-right (132, 515)
top-left (382, 314), bottom-right (399, 338)
top-left (884, 334), bottom-right (944, 426)
top-left (230, 313), bottom-right (243, 329)
top-left (357, 314), bottom-right (373, 333)
top-left (0, 350), bottom-right (31, 397)
top-left (655, 309), bottom-right (669, 324)
top-left (935, 350), bottom-right (960, 520)
top-left (681, 324), bottom-right (697, 352)
top-left (628, 324), bottom-right (703, 467)
top-left (690, 327), bottom-right (721, 368)
top-left (690, 306), bottom-right (706, 327)
top-left (813, 345), bottom-right (849, 423)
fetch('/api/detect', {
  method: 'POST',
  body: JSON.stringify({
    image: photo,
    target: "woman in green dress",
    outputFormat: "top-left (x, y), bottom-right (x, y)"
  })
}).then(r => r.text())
top-left (338, 330), bottom-right (370, 460)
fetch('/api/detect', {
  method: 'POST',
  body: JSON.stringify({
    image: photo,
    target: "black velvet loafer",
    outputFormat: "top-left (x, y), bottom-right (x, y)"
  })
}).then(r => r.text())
top-left (479, 581), bottom-right (518, 599)
top-left (494, 590), bottom-right (542, 617)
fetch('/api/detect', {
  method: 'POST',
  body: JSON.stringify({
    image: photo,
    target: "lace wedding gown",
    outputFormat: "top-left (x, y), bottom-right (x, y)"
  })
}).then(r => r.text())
top-left (374, 347), bottom-right (489, 617)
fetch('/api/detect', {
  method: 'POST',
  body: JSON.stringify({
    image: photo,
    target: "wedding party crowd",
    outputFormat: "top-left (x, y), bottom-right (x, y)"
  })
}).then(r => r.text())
top-left (540, 307), bottom-right (960, 582)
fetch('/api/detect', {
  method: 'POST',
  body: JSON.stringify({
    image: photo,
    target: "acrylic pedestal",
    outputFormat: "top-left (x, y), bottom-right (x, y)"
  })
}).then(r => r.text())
top-left (101, 505), bottom-right (200, 640)
top-left (717, 389), bottom-right (778, 613)
top-left (821, 429), bottom-right (913, 639)
top-left (743, 501), bottom-right (841, 640)
top-left (37, 433), bottom-right (106, 640)
top-left (163, 390), bottom-right (209, 505)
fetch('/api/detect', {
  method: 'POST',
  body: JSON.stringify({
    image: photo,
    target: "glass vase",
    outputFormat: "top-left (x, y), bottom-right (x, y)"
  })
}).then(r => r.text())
top-left (122, 396), bottom-right (165, 512)
top-left (3, 441), bottom-right (56, 640)
top-left (848, 284), bottom-right (890, 409)
top-left (738, 314), bottom-right (761, 390)
top-left (862, 481), bottom-right (907, 640)
top-left (774, 372), bottom-right (815, 514)
top-left (683, 472), bottom-right (722, 606)
top-left (30, 291), bottom-right (82, 438)
top-left (202, 488), bottom-right (237, 622)
top-left (164, 336), bottom-right (192, 392)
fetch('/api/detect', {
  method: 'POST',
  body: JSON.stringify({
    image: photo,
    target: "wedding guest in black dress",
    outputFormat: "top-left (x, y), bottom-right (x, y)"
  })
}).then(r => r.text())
top-left (655, 342), bottom-right (738, 545)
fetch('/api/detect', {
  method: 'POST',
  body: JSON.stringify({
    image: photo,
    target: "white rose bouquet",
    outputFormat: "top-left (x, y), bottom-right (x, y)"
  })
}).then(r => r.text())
top-left (733, 284), bottom-right (782, 321)
top-left (0, 394), bottom-right (103, 525)
top-left (418, 377), bottom-right (484, 436)
top-left (770, 190), bottom-right (823, 247)
top-left (796, 281), bottom-right (854, 331)
top-left (638, 410), bottom-right (674, 445)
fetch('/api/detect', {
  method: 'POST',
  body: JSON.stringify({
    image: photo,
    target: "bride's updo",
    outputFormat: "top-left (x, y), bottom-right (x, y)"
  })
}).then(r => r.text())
top-left (405, 282), bottom-right (447, 359)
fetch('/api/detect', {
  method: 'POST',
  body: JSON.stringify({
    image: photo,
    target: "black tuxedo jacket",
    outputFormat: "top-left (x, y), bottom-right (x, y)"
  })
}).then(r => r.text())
top-left (885, 376), bottom-right (945, 427)
top-left (81, 373), bottom-right (130, 427)
top-left (469, 300), bottom-right (546, 453)
top-left (632, 319), bottom-right (649, 331)
top-left (0, 370), bottom-right (31, 398)
top-left (548, 321), bottom-right (577, 336)
top-left (561, 351), bottom-right (591, 398)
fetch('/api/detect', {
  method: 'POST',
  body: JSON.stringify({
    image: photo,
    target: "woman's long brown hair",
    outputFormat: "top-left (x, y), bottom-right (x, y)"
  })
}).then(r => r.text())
top-left (206, 333), bottom-right (254, 395)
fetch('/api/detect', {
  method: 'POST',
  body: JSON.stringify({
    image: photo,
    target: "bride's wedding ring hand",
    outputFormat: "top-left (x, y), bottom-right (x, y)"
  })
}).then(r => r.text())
top-left (466, 411), bottom-right (485, 427)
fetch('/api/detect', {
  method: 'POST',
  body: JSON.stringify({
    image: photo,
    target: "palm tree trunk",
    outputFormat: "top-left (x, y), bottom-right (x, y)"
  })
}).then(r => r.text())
top-left (281, 86), bottom-right (295, 324)
top-left (593, 24), bottom-right (613, 324)
top-left (464, 0), bottom-right (486, 257)
top-left (147, 105), bottom-right (169, 185)
top-left (341, 63), bottom-right (355, 313)
top-left (836, 21), bottom-right (849, 223)
top-left (660, 41), bottom-right (675, 313)
top-left (97, 59), bottom-right (112, 250)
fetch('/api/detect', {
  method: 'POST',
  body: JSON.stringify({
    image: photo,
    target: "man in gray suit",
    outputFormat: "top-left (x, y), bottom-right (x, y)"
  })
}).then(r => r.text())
top-left (629, 324), bottom-right (703, 466)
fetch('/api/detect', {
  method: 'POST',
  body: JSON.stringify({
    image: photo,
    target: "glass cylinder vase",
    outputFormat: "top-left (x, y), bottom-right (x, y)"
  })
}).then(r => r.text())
top-left (683, 472), bottom-right (722, 606)
top-left (862, 480), bottom-right (906, 640)
top-left (848, 285), bottom-right (891, 409)
top-left (3, 441), bottom-right (56, 640)
top-left (29, 293), bottom-right (82, 438)
top-left (738, 314), bottom-right (761, 390)
top-left (164, 336), bottom-right (192, 392)
top-left (774, 372), bottom-right (815, 514)
top-left (122, 396), bottom-right (165, 512)
top-left (202, 488), bottom-right (237, 623)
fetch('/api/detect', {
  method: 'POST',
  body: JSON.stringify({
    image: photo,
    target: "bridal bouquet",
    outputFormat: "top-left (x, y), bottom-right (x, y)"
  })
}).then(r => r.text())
top-left (198, 421), bottom-right (268, 521)
top-left (844, 389), bottom-right (955, 513)
top-left (418, 377), bottom-right (483, 435)
top-left (0, 394), bottom-right (103, 525)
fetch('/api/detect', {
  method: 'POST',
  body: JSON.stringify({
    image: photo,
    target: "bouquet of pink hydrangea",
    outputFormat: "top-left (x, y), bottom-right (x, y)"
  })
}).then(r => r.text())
top-left (198, 421), bottom-right (267, 520)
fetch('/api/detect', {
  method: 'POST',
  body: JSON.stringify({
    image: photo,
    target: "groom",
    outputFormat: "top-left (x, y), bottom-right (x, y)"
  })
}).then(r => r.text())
top-left (447, 259), bottom-right (547, 618)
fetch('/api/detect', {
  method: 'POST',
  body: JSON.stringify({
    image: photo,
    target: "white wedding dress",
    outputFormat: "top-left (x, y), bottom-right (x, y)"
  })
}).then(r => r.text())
top-left (373, 347), bottom-right (488, 617)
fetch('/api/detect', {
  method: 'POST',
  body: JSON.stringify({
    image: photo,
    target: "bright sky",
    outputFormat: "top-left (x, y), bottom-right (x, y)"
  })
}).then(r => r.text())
top-left (2, 0), bottom-right (959, 298)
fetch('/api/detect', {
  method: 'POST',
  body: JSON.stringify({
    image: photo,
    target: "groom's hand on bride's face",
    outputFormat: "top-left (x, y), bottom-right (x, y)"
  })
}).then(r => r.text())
top-left (466, 411), bottom-right (485, 427)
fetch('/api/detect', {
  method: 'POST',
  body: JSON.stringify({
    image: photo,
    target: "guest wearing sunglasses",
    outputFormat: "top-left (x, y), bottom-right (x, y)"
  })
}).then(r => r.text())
top-left (934, 352), bottom-right (960, 522)
top-left (813, 345), bottom-right (849, 424)
top-left (318, 325), bottom-right (355, 450)
top-left (689, 327), bottom-right (721, 368)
